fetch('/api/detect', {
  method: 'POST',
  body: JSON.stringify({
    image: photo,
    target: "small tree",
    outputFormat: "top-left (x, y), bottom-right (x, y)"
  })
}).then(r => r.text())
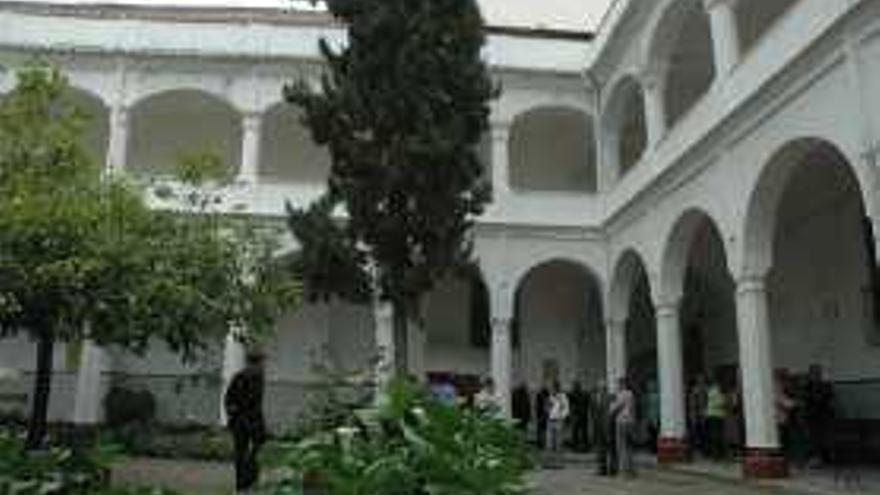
top-left (0, 65), bottom-right (298, 448)
top-left (287, 0), bottom-right (495, 374)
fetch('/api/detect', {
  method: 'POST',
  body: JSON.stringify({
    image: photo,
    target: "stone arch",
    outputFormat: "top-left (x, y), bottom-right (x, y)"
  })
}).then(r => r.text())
top-left (67, 86), bottom-right (110, 169)
top-left (734, 0), bottom-right (799, 55)
top-left (602, 75), bottom-right (648, 179)
top-left (741, 137), bottom-right (872, 279)
top-left (508, 106), bottom-right (598, 193)
top-left (609, 248), bottom-right (654, 323)
top-left (128, 89), bottom-right (242, 176)
top-left (512, 258), bottom-right (606, 387)
top-left (660, 208), bottom-right (732, 302)
top-left (260, 102), bottom-right (331, 184)
top-left (644, 0), bottom-right (716, 129)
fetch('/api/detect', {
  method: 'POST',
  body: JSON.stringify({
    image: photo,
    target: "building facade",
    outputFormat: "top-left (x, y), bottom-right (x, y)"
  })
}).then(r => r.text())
top-left (1, 0), bottom-right (880, 478)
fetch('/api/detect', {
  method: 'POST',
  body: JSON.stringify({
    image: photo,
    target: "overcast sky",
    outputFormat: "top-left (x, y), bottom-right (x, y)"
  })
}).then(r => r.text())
top-left (21, 0), bottom-right (613, 31)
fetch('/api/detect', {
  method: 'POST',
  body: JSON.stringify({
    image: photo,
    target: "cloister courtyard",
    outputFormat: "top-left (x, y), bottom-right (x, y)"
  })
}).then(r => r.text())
top-left (2, 0), bottom-right (880, 494)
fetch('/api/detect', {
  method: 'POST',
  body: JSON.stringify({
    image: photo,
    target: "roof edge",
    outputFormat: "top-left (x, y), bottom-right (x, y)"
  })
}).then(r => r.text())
top-left (0, 1), bottom-right (594, 40)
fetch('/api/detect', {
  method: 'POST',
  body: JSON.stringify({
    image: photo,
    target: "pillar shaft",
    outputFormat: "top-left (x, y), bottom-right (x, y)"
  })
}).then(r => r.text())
top-left (107, 105), bottom-right (129, 174)
top-left (736, 276), bottom-right (787, 478)
top-left (641, 73), bottom-right (667, 148)
top-left (605, 319), bottom-right (627, 392)
top-left (656, 302), bottom-right (686, 439)
top-left (220, 330), bottom-right (246, 426)
top-left (491, 122), bottom-right (511, 201)
top-left (407, 317), bottom-right (426, 380)
top-left (373, 302), bottom-right (395, 392)
top-left (72, 339), bottom-right (106, 425)
top-left (490, 316), bottom-right (512, 417)
top-left (704, 0), bottom-right (741, 78)
top-left (238, 112), bottom-right (262, 184)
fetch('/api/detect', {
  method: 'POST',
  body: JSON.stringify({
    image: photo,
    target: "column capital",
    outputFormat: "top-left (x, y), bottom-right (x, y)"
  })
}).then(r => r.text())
top-left (737, 275), bottom-right (767, 295)
top-left (491, 315), bottom-right (512, 329)
top-left (605, 318), bottom-right (626, 331)
top-left (490, 122), bottom-right (511, 141)
top-left (639, 62), bottom-right (669, 92)
top-left (702, 0), bottom-right (737, 11)
top-left (242, 111), bottom-right (263, 131)
top-left (111, 104), bottom-right (130, 124)
top-left (654, 301), bottom-right (680, 318)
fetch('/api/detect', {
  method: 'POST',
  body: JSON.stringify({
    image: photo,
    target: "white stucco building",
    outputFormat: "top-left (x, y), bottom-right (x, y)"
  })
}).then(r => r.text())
top-left (2, 0), bottom-right (880, 477)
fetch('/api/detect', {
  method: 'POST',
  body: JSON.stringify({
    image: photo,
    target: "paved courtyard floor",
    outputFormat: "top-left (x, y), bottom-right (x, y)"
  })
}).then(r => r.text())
top-left (112, 456), bottom-right (880, 495)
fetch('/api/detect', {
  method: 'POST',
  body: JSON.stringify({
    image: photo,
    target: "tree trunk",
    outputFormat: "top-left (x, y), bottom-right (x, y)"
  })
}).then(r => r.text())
top-left (26, 333), bottom-right (54, 450)
top-left (392, 300), bottom-right (409, 377)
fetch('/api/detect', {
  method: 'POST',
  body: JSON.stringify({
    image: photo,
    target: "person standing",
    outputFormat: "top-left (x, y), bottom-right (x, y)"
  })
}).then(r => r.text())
top-left (704, 378), bottom-right (727, 459)
top-left (803, 364), bottom-right (834, 465)
top-left (611, 377), bottom-right (636, 477)
top-left (687, 375), bottom-right (708, 458)
top-left (511, 381), bottom-right (532, 433)
top-left (535, 385), bottom-right (550, 449)
top-left (569, 380), bottom-right (590, 452)
top-left (546, 381), bottom-right (570, 458)
top-left (592, 381), bottom-right (616, 476)
top-left (224, 349), bottom-right (268, 494)
top-left (644, 379), bottom-right (660, 453)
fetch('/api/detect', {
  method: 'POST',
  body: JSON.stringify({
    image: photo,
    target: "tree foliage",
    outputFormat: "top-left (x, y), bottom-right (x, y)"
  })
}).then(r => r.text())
top-left (286, 0), bottom-right (495, 370)
top-left (0, 64), bottom-right (299, 447)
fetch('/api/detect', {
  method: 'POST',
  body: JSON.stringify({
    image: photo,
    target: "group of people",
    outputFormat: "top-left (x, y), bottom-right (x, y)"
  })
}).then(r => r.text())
top-left (686, 364), bottom-right (836, 464)
top-left (223, 352), bottom-right (838, 494)
top-left (511, 377), bottom-right (640, 476)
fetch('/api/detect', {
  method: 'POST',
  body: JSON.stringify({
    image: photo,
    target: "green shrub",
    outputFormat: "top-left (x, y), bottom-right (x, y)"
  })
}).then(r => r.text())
top-left (259, 378), bottom-right (531, 495)
top-left (0, 429), bottom-right (114, 495)
top-left (104, 386), bottom-right (157, 428)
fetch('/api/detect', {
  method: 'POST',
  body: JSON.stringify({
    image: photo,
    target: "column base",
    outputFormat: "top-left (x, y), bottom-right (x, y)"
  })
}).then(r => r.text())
top-left (657, 437), bottom-right (689, 464)
top-left (742, 448), bottom-right (788, 479)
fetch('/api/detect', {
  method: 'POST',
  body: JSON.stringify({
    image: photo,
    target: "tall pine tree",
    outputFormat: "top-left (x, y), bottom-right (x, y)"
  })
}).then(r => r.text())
top-left (287, 0), bottom-right (495, 374)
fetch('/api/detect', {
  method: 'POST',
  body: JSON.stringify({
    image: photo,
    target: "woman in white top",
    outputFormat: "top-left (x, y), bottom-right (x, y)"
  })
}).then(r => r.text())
top-left (612, 377), bottom-right (637, 476)
top-left (546, 381), bottom-right (570, 453)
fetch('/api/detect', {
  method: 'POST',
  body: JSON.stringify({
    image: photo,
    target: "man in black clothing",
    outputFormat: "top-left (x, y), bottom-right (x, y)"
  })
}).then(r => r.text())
top-left (803, 364), bottom-right (835, 464)
top-left (511, 381), bottom-right (532, 433)
top-left (592, 381), bottom-right (617, 476)
top-left (535, 385), bottom-right (549, 449)
top-left (569, 381), bottom-right (590, 452)
top-left (225, 350), bottom-right (267, 493)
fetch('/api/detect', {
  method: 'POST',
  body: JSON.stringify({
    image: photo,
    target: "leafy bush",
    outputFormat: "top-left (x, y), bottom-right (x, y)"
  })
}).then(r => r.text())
top-left (0, 429), bottom-right (190, 495)
top-left (259, 379), bottom-right (531, 495)
top-left (104, 386), bottom-right (157, 428)
top-left (0, 429), bottom-right (114, 495)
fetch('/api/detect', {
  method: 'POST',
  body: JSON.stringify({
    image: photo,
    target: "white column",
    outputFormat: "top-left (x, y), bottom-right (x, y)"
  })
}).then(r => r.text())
top-left (605, 319), bottom-right (627, 393)
top-left (704, 0), bottom-right (741, 78)
top-left (640, 70), bottom-right (667, 148)
top-left (736, 276), bottom-right (779, 450)
top-left (238, 112), bottom-right (263, 184)
top-left (106, 105), bottom-right (130, 174)
top-left (407, 317), bottom-right (426, 381)
top-left (373, 302), bottom-right (395, 391)
top-left (219, 331), bottom-right (246, 426)
top-left (490, 315), bottom-right (512, 418)
top-left (655, 301), bottom-right (686, 440)
top-left (72, 340), bottom-right (106, 425)
top-left (490, 121), bottom-right (511, 201)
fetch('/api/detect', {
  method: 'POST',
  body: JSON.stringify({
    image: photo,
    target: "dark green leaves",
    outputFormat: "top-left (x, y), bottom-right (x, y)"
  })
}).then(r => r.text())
top-left (285, 0), bottom-right (495, 314)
